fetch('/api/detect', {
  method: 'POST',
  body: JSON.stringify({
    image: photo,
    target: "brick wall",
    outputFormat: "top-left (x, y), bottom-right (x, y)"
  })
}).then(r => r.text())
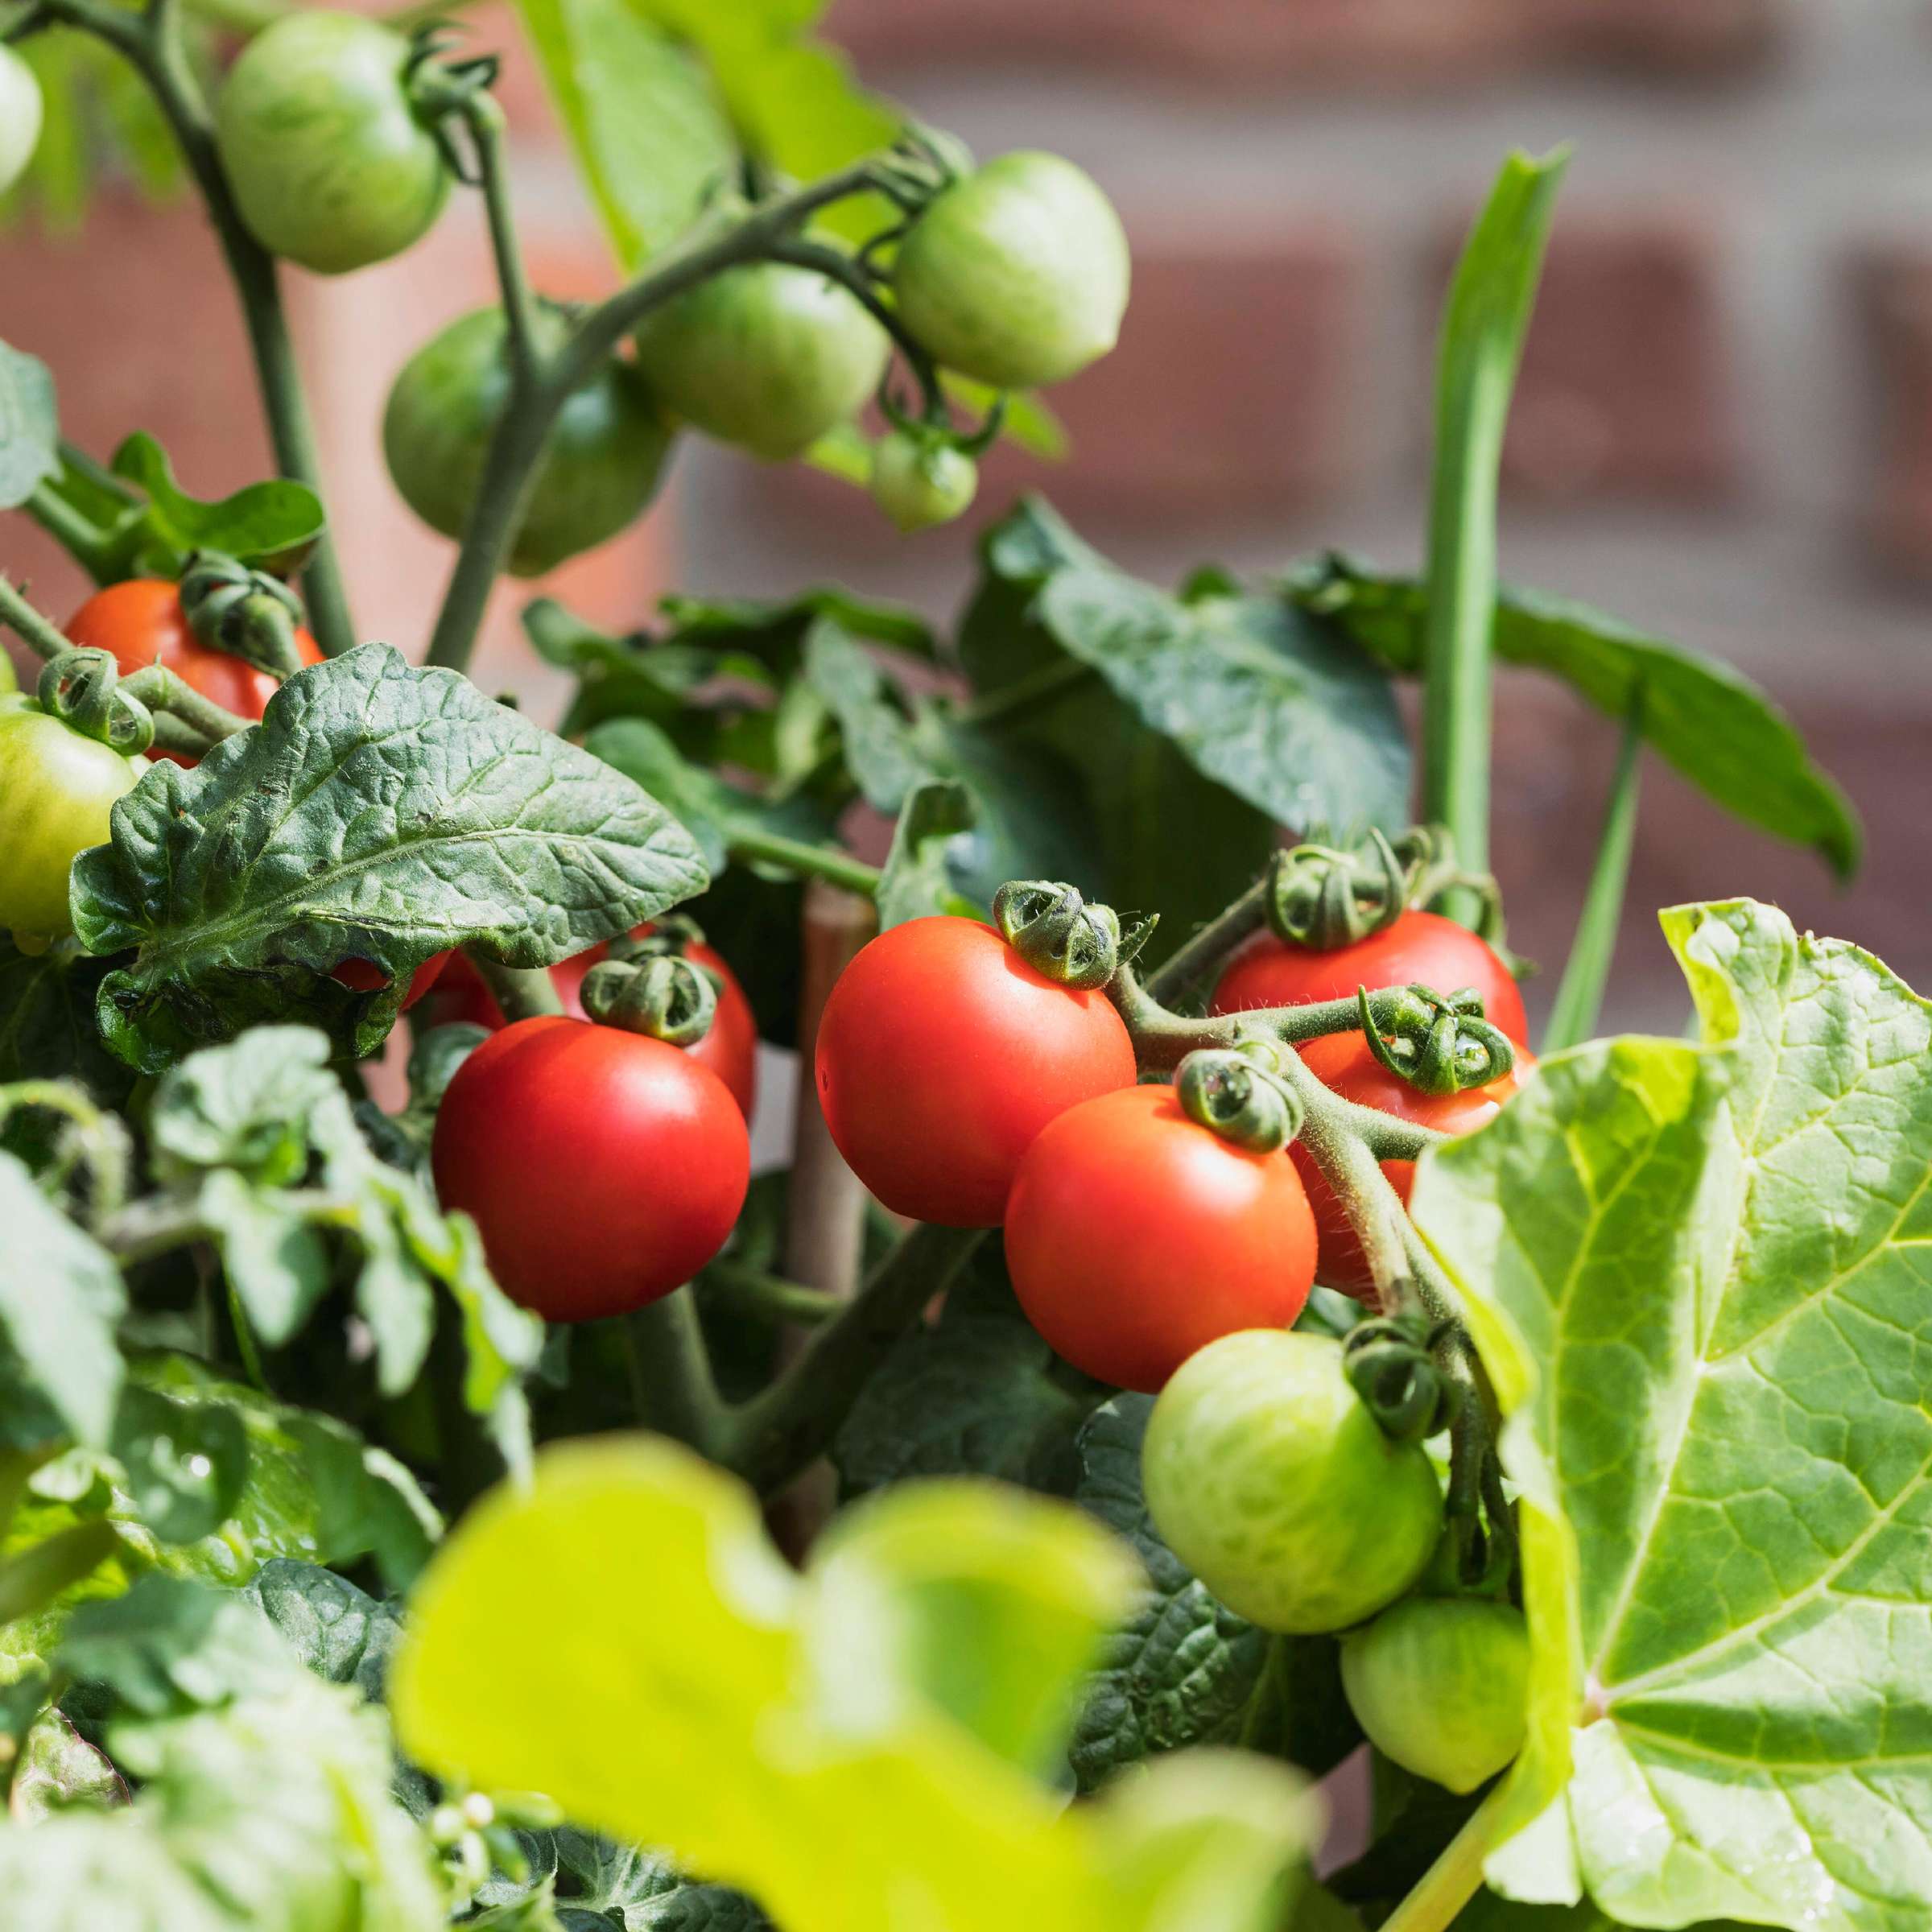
top-left (2, 0), bottom-right (1929, 1025)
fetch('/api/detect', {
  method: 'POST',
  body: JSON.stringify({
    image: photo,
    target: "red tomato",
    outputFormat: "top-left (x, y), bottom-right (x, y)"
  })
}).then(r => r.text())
top-left (65, 579), bottom-right (324, 768)
top-left (424, 929), bottom-right (758, 1118)
top-left (331, 951), bottom-right (452, 1011)
top-left (1004, 1083), bottom-right (1317, 1393)
top-left (1292, 1032), bottom-right (1527, 1298)
top-left (813, 914), bottom-right (1137, 1228)
top-left (431, 1016), bottom-right (749, 1323)
top-left (1211, 910), bottom-right (1529, 1051)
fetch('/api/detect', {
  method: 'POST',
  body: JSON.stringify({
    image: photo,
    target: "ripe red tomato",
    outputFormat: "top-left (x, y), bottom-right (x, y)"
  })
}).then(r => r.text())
top-left (813, 915), bottom-right (1137, 1228)
top-left (431, 1017), bottom-right (749, 1323)
top-left (1004, 1082), bottom-right (1317, 1393)
top-left (424, 928), bottom-right (758, 1118)
top-left (1292, 1031), bottom-right (1526, 1297)
top-left (330, 951), bottom-right (452, 1011)
top-left (65, 579), bottom-right (324, 767)
top-left (1211, 910), bottom-right (1529, 1051)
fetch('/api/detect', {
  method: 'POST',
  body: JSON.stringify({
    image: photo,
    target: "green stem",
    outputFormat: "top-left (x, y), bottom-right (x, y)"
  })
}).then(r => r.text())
top-left (1419, 150), bottom-right (1567, 927)
top-left (465, 97), bottom-right (543, 376)
top-left (716, 1223), bottom-right (981, 1495)
top-left (1141, 880), bottom-right (1268, 1006)
top-left (952, 655), bottom-right (1094, 732)
top-left (23, 482), bottom-right (118, 581)
top-left (621, 1289), bottom-right (724, 1451)
top-left (121, 663), bottom-right (252, 745)
top-left (1380, 1778), bottom-right (1513, 1932)
top-left (42, 0), bottom-right (357, 660)
top-left (727, 828), bottom-right (881, 898)
top-left (766, 236), bottom-right (943, 414)
top-left (465, 951), bottom-right (564, 1023)
top-left (424, 157), bottom-right (890, 676)
top-left (0, 575), bottom-right (73, 661)
top-left (702, 1259), bottom-right (840, 1327)
top-left (1542, 708), bottom-right (1642, 1054)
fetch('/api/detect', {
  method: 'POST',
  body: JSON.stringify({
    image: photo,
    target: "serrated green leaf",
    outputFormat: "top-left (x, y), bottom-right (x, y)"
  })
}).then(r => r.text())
top-left (70, 645), bottom-right (708, 1072)
top-left (0, 336), bottom-right (60, 509)
top-left (109, 1385), bottom-right (247, 1548)
top-left (109, 431), bottom-right (325, 575)
top-left (244, 1558), bottom-right (406, 1704)
top-left (7, 1708), bottom-right (126, 1820)
top-left (1414, 899), bottom-right (1932, 1931)
top-left (394, 1437), bottom-right (1317, 1932)
top-left (0, 1151), bottom-right (124, 1447)
top-left (1291, 559), bottom-right (1860, 880)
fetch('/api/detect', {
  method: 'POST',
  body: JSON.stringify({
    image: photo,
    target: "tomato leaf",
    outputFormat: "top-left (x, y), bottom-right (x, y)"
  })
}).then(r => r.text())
top-left (0, 337), bottom-right (60, 510)
top-left (0, 1152), bottom-right (124, 1449)
top-left (108, 1385), bottom-right (247, 1549)
top-left (109, 431), bottom-right (326, 576)
top-left (0, 939), bottom-right (138, 1106)
top-left (1414, 899), bottom-right (1932, 1929)
top-left (1292, 556), bottom-right (1862, 880)
top-left (1068, 1394), bottom-right (1360, 1796)
top-left (875, 780), bottom-right (978, 928)
top-left (832, 1245), bottom-right (1107, 1500)
top-left (394, 1439), bottom-right (1318, 1932)
top-left (70, 645), bottom-right (708, 1072)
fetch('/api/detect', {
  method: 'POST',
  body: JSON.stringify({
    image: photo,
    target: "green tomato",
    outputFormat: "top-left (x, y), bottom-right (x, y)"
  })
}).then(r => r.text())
top-left (893, 152), bottom-right (1129, 390)
top-left (869, 432), bottom-right (976, 532)
top-left (632, 259), bottom-right (889, 460)
top-left (1141, 1329), bottom-right (1442, 1635)
top-left (1341, 1596), bottom-right (1530, 1794)
top-left (0, 700), bottom-right (148, 943)
top-left (0, 45), bottom-right (43, 196)
top-left (383, 304), bottom-right (672, 578)
top-left (215, 11), bottom-right (449, 275)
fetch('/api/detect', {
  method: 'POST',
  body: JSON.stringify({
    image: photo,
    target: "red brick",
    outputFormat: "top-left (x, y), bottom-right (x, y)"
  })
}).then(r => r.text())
top-left (1855, 244), bottom-right (1932, 578)
top-left (827, 0), bottom-right (1776, 86)
top-left (1429, 212), bottom-right (1739, 502)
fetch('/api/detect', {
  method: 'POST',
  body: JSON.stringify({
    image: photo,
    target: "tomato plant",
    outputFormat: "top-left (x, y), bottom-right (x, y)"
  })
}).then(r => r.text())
top-left (813, 914), bottom-right (1137, 1226)
top-left (431, 1016), bottom-right (749, 1323)
top-left (0, 12), bottom-right (1915, 1932)
top-left (1005, 1082), bottom-right (1316, 1392)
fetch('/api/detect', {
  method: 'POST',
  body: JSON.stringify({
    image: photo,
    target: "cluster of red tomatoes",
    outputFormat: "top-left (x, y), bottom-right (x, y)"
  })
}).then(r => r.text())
top-left (815, 907), bottom-right (1528, 1393)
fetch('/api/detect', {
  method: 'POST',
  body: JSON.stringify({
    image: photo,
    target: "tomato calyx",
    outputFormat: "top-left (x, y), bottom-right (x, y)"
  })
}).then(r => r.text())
top-left (1359, 983), bottom-right (1516, 1096)
top-left (1174, 1045), bottom-right (1303, 1154)
top-left (1265, 822), bottom-right (1514, 956)
top-left (579, 952), bottom-right (717, 1047)
top-left (992, 878), bottom-right (1148, 990)
top-left (401, 23), bottom-right (503, 179)
top-left (37, 649), bottom-right (155, 757)
top-left (1342, 1313), bottom-right (1457, 1443)
top-left (179, 551), bottom-right (308, 679)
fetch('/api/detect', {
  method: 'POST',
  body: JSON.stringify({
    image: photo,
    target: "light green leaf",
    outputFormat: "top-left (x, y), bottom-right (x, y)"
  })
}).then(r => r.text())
top-left (109, 431), bottom-right (325, 576)
top-left (1292, 558), bottom-right (1861, 880)
top-left (71, 645), bottom-right (708, 1072)
top-left (0, 1151), bottom-right (124, 1447)
top-left (394, 1436), bottom-right (1316, 1932)
top-left (0, 337), bottom-right (60, 509)
top-left (1414, 899), bottom-right (1932, 1930)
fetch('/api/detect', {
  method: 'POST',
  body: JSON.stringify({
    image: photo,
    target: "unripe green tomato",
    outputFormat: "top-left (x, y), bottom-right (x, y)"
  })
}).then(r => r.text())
top-left (1341, 1596), bottom-right (1530, 1794)
top-left (893, 152), bottom-right (1129, 390)
top-left (1142, 1329), bottom-right (1443, 1635)
top-left (214, 12), bottom-right (449, 275)
top-left (869, 432), bottom-right (976, 531)
top-left (632, 259), bottom-right (889, 460)
top-left (0, 699), bottom-right (148, 943)
top-left (0, 44), bottom-right (43, 196)
top-left (383, 305), bottom-right (672, 577)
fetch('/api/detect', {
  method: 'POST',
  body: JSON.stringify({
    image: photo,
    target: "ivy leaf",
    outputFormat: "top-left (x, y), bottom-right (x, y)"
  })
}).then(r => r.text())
top-left (394, 1437), bottom-right (1317, 1932)
top-left (1414, 899), bottom-right (1932, 1930)
top-left (0, 337), bottom-right (60, 509)
top-left (875, 781), bottom-right (978, 928)
top-left (109, 431), bottom-right (325, 576)
top-left (832, 1246), bottom-right (1107, 1499)
top-left (71, 645), bottom-right (708, 1072)
top-left (0, 1152), bottom-right (125, 1447)
top-left (1068, 1395), bottom-right (1359, 1794)
top-left (1291, 558), bottom-right (1861, 880)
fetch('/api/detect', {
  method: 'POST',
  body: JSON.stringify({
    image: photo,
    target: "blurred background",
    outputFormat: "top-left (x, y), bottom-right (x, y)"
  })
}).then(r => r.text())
top-left (4, 0), bottom-right (1930, 1034)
